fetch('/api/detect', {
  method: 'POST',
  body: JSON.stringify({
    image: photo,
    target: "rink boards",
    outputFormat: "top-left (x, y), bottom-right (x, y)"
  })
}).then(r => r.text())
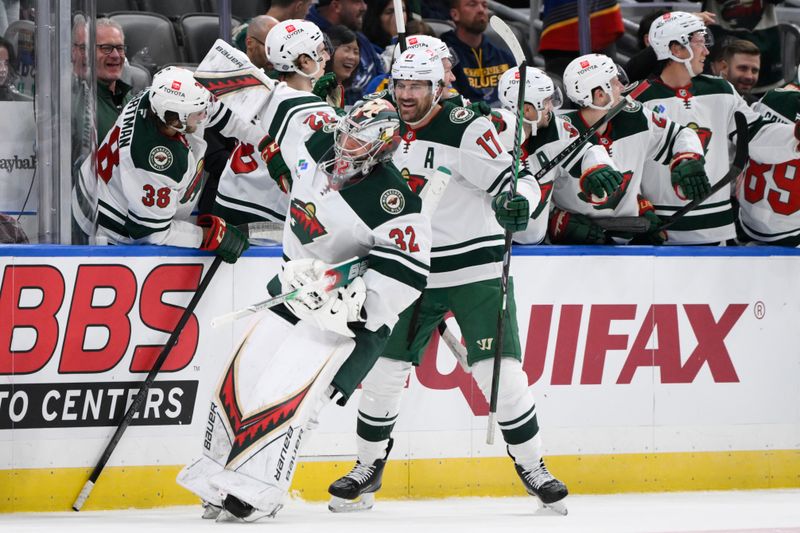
top-left (1, 245), bottom-right (799, 512)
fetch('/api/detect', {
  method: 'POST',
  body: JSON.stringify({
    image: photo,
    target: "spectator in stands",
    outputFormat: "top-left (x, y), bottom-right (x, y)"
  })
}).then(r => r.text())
top-left (95, 18), bottom-right (132, 144)
top-left (322, 25), bottom-right (359, 108)
top-left (71, 15), bottom-right (88, 81)
top-left (702, 0), bottom-right (784, 89)
top-left (363, 0), bottom-right (409, 53)
top-left (420, 0), bottom-right (449, 20)
top-left (307, 0), bottom-right (385, 104)
top-left (245, 15), bottom-right (279, 70)
top-left (440, 0), bottom-right (513, 105)
top-left (268, 0), bottom-right (314, 21)
top-left (0, 36), bottom-right (27, 101)
top-left (712, 39), bottom-right (761, 104)
top-left (538, 0), bottom-right (624, 75)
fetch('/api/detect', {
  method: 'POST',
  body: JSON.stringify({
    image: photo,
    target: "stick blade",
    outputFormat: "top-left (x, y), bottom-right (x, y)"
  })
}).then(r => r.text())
top-left (489, 15), bottom-right (525, 65)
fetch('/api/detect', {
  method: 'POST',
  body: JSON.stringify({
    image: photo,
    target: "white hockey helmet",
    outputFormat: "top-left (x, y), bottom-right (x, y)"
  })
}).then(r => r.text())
top-left (390, 47), bottom-right (445, 91)
top-left (499, 66), bottom-right (562, 112)
top-left (648, 11), bottom-right (712, 75)
top-left (563, 54), bottom-right (627, 110)
top-left (266, 19), bottom-right (327, 78)
top-left (392, 35), bottom-right (457, 67)
top-left (149, 66), bottom-right (211, 132)
top-left (331, 98), bottom-right (401, 189)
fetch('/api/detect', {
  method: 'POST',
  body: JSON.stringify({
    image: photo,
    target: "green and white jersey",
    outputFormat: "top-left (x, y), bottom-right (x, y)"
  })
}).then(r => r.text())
top-left (738, 87), bottom-right (800, 245)
top-left (638, 75), bottom-right (800, 244)
top-left (281, 136), bottom-right (432, 332)
top-left (391, 104), bottom-right (540, 288)
top-left (76, 92), bottom-right (261, 246)
top-left (554, 101), bottom-right (701, 219)
top-left (493, 108), bottom-right (617, 244)
top-left (213, 83), bottom-right (337, 226)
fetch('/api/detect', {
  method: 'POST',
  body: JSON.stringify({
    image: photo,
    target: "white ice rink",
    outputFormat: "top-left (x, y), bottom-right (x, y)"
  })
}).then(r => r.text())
top-left (2, 490), bottom-right (799, 533)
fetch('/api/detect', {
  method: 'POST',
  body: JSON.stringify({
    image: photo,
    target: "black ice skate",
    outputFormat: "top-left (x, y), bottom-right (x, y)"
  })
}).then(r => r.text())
top-left (215, 494), bottom-right (282, 522)
top-left (327, 438), bottom-right (393, 513)
top-left (512, 456), bottom-right (569, 515)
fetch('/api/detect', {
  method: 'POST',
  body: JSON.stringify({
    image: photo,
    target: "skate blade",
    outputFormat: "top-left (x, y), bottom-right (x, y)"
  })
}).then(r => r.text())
top-left (534, 497), bottom-right (568, 516)
top-left (327, 493), bottom-right (375, 513)
top-left (215, 504), bottom-right (283, 523)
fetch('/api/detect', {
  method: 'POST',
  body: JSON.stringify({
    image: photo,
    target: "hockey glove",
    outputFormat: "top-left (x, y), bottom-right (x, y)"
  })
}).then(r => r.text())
top-left (630, 195), bottom-right (667, 245)
top-left (548, 208), bottom-right (608, 244)
top-left (282, 258), bottom-right (330, 311)
top-left (492, 193), bottom-right (530, 232)
top-left (198, 215), bottom-right (249, 263)
top-left (579, 164), bottom-right (624, 205)
top-left (287, 277), bottom-right (367, 337)
top-left (312, 72), bottom-right (337, 101)
top-left (670, 153), bottom-right (710, 201)
top-left (258, 135), bottom-right (292, 194)
top-left (467, 101), bottom-right (506, 132)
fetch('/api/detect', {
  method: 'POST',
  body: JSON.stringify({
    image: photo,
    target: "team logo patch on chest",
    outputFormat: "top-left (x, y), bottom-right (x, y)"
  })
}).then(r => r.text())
top-left (380, 189), bottom-right (405, 214)
top-left (290, 199), bottom-right (327, 243)
top-left (401, 167), bottom-right (428, 194)
top-left (149, 146), bottom-right (173, 171)
top-left (686, 122), bottom-right (713, 153)
top-left (449, 107), bottom-right (475, 123)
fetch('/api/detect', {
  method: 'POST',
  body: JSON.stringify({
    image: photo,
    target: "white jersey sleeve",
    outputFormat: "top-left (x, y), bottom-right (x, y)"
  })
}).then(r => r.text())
top-left (744, 94), bottom-right (800, 164)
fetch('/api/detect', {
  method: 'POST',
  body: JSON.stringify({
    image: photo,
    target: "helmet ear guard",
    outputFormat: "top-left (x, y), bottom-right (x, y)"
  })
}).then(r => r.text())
top-left (149, 66), bottom-right (211, 133)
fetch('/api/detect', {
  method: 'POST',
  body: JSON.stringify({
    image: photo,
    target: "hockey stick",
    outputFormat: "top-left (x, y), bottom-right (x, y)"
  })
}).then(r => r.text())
top-left (210, 256), bottom-right (368, 327)
top-left (242, 220), bottom-right (285, 245)
top-left (656, 111), bottom-right (749, 233)
top-left (437, 321), bottom-right (470, 371)
top-left (73, 255), bottom-right (224, 511)
top-left (594, 216), bottom-right (651, 233)
top-left (486, 15), bottom-right (526, 445)
top-left (393, 0), bottom-right (407, 53)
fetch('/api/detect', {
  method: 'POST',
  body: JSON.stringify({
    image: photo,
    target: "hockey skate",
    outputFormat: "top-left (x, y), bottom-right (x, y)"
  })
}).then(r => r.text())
top-left (201, 500), bottom-right (222, 519)
top-left (214, 494), bottom-right (282, 522)
top-left (513, 457), bottom-right (569, 516)
top-left (327, 439), bottom-right (393, 513)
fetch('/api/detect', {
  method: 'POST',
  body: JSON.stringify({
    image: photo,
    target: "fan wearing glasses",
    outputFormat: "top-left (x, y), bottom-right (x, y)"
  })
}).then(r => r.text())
top-left (93, 18), bottom-right (132, 142)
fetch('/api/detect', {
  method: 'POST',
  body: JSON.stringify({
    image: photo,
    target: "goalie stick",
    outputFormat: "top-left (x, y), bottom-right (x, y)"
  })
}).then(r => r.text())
top-left (590, 111), bottom-right (750, 236)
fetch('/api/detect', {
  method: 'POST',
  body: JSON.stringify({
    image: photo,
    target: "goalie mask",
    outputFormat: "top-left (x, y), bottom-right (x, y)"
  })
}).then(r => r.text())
top-left (563, 54), bottom-right (629, 111)
top-left (266, 19), bottom-right (328, 82)
top-left (498, 66), bottom-right (562, 135)
top-left (648, 11), bottom-right (713, 77)
top-left (330, 98), bottom-right (401, 190)
top-left (149, 66), bottom-right (211, 133)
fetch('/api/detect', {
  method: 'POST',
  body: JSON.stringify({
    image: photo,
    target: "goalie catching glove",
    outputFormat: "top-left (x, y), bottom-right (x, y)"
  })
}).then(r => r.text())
top-left (258, 135), bottom-right (292, 194)
top-left (197, 215), bottom-right (249, 263)
top-left (579, 164), bottom-right (623, 205)
top-left (492, 193), bottom-right (529, 232)
top-left (282, 258), bottom-right (367, 337)
top-left (670, 153), bottom-right (710, 201)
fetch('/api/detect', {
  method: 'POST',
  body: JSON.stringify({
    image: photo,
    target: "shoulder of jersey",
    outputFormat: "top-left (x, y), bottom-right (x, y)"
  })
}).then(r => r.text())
top-left (692, 74), bottom-right (735, 96)
top-left (339, 162), bottom-right (422, 229)
top-left (759, 87), bottom-right (800, 118)
top-left (128, 93), bottom-right (188, 183)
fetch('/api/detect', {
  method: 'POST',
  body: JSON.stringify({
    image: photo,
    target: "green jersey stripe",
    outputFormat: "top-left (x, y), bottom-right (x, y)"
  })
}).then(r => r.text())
top-left (430, 244), bottom-right (504, 273)
top-left (431, 234), bottom-right (504, 253)
top-left (215, 191), bottom-right (286, 221)
top-left (372, 245), bottom-right (429, 271)
top-left (368, 253), bottom-right (428, 291)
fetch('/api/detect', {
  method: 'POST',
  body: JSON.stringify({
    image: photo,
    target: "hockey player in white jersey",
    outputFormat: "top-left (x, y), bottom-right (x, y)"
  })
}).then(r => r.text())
top-left (177, 98), bottom-right (432, 522)
top-left (639, 12), bottom-right (800, 245)
top-left (495, 65), bottom-right (623, 244)
top-left (212, 19), bottom-right (337, 225)
top-left (551, 53), bottom-right (705, 245)
top-left (72, 66), bottom-right (254, 262)
top-left (738, 78), bottom-right (800, 245)
top-left (327, 48), bottom-right (569, 515)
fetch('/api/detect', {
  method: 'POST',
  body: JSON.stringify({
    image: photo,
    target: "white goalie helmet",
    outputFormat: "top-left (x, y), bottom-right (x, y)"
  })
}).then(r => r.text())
top-left (648, 11), bottom-right (712, 76)
top-left (266, 19), bottom-right (327, 78)
top-left (331, 98), bottom-right (401, 190)
top-left (149, 66), bottom-right (211, 132)
top-left (563, 54), bottom-right (627, 110)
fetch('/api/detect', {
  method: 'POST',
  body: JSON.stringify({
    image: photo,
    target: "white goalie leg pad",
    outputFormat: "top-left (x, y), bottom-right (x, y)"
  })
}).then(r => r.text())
top-left (357, 357), bottom-right (413, 464)
top-left (471, 358), bottom-right (543, 467)
top-left (210, 319), bottom-right (357, 513)
top-left (177, 455), bottom-right (227, 507)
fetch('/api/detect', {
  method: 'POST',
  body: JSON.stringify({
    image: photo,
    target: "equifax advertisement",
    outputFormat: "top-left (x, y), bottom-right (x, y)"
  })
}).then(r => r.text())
top-left (1, 248), bottom-right (799, 470)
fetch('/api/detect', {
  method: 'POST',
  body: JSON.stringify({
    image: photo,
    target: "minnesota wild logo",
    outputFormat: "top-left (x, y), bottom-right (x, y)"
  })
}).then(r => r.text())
top-left (685, 122), bottom-right (712, 154)
top-left (578, 170), bottom-right (634, 211)
top-left (289, 199), bottom-right (327, 244)
top-left (400, 167), bottom-right (427, 194)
